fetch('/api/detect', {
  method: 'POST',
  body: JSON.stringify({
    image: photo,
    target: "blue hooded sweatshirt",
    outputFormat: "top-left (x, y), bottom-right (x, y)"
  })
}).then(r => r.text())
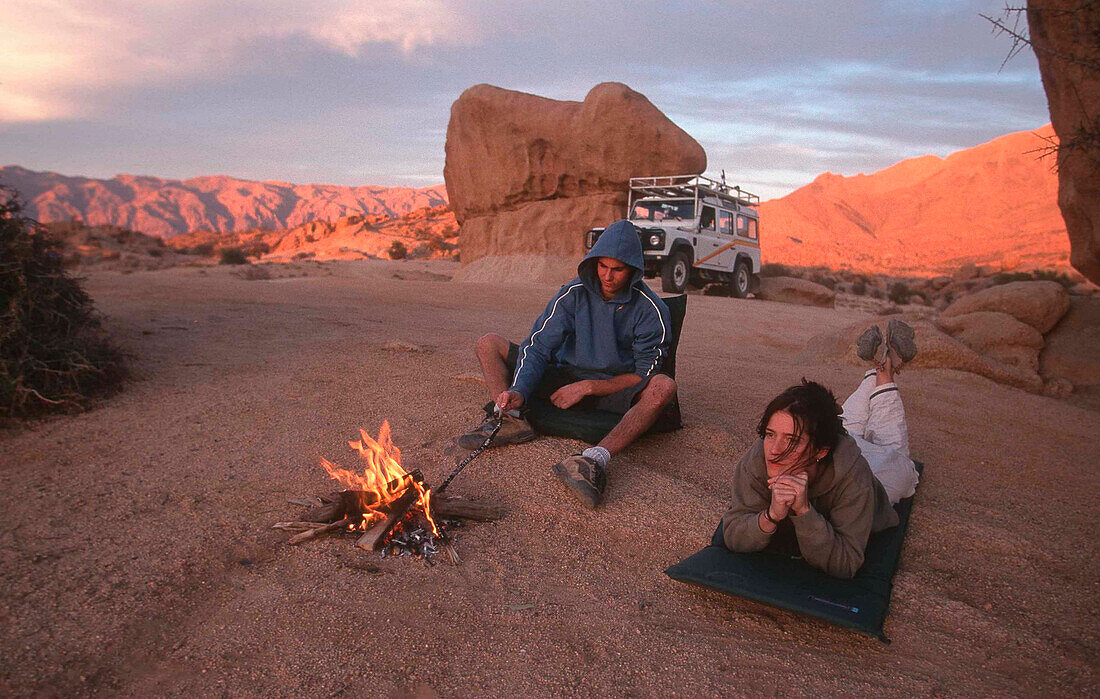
top-left (510, 219), bottom-right (672, 400)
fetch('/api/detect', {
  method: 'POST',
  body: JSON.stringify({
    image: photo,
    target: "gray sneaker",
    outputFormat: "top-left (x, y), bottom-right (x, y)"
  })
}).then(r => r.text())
top-left (856, 325), bottom-right (883, 361)
top-left (552, 454), bottom-right (607, 509)
top-left (886, 319), bottom-right (918, 364)
top-left (457, 405), bottom-right (536, 450)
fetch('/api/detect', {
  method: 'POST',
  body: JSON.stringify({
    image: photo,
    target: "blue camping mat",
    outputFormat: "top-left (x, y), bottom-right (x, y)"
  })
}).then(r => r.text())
top-left (665, 462), bottom-right (923, 641)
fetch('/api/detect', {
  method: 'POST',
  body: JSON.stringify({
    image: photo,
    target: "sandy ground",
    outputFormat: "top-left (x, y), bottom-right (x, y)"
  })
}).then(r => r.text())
top-left (2, 259), bottom-right (1097, 697)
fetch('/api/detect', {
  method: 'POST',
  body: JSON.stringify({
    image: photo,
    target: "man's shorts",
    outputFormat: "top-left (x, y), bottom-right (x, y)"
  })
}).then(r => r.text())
top-left (506, 342), bottom-right (667, 417)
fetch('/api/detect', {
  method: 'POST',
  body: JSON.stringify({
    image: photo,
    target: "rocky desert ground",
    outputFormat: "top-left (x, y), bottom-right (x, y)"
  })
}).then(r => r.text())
top-left (2, 259), bottom-right (1096, 696)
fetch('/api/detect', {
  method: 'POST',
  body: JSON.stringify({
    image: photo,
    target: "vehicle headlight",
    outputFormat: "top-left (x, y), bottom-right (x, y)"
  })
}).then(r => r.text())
top-left (649, 235), bottom-right (661, 246)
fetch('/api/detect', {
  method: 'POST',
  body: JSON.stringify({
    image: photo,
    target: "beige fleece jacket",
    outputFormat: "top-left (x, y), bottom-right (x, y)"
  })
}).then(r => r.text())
top-left (720, 434), bottom-right (899, 579)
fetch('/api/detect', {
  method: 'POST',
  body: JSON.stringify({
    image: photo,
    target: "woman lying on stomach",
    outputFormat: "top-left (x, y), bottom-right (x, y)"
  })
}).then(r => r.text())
top-left (720, 322), bottom-right (920, 578)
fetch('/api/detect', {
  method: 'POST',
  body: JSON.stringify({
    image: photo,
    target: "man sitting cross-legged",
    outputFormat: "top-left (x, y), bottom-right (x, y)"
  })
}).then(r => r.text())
top-left (457, 219), bottom-right (680, 509)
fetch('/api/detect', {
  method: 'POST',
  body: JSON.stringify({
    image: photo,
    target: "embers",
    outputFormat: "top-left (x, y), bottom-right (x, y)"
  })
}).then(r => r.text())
top-left (378, 522), bottom-right (457, 563)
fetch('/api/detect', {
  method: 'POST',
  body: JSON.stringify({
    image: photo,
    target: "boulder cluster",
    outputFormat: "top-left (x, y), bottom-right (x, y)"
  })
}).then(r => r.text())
top-left (800, 278), bottom-right (1094, 397)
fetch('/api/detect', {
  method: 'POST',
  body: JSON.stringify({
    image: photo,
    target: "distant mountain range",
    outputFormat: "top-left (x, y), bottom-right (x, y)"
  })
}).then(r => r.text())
top-left (0, 165), bottom-right (448, 239)
top-left (759, 124), bottom-right (1067, 274)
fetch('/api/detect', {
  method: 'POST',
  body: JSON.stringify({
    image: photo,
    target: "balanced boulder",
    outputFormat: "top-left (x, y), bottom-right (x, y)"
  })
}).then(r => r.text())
top-left (444, 83), bottom-right (706, 266)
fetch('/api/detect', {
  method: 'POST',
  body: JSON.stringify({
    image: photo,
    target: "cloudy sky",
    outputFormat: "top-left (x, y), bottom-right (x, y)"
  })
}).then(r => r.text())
top-left (0, 1), bottom-right (1049, 199)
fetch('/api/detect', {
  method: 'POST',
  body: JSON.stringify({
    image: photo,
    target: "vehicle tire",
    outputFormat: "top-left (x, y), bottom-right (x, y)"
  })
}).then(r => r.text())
top-left (730, 259), bottom-right (751, 298)
top-left (661, 250), bottom-right (690, 294)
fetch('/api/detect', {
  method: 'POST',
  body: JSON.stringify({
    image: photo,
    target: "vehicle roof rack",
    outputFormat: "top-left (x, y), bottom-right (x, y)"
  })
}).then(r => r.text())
top-left (628, 174), bottom-right (760, 208)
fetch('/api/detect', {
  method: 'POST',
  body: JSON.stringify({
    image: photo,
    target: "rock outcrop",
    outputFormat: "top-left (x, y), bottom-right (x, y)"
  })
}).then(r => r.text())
top-left (800, 316), bottom-right (1044, 394)
top-left (451, 255), bottom-right (578, 286)
top-left (443, 83), bottom-right (706, 265)
top-left (938, 311), bottom-right (1044, 372)
top-left (758, 277), bottom-right (836, 308)
top-left (941, 281), bottom-right (1071, 333)
top-left (1040, 296), bottom-right (1100, 392)
top-left (1028, 2), bottom-right (1100, 285)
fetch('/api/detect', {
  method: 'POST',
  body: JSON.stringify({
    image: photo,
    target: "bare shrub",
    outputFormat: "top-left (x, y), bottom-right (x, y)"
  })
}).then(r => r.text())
top-left (0, 189), bottom-right (127, 419)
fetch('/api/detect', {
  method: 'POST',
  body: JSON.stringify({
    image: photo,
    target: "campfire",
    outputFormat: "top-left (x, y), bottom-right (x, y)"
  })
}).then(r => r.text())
top-left (274, 421), bottom-right (505, 562)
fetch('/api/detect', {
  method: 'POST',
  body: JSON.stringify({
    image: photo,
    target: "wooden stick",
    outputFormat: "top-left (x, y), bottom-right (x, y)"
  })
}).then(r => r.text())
top-left (288, 517), bottom-right (352, 545)
top-left (430, 495), bottom-right (507, 522)
top-left (272, 521), bottom-right (332, 532)
top-left (443, 541), bottom-right (461, 565)
top-left (286, 498), bottom-right (323, 507)
top-left (356, 490), bottom-right (419, 551)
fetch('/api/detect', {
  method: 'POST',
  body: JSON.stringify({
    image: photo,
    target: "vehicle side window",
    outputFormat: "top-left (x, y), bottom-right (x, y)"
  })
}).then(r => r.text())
top-left (700, 206), bottom-right (716, 232)
top-left (738, 216), bottom-right (759, 241)
top-left (718, 210), bottom-right (732, 236)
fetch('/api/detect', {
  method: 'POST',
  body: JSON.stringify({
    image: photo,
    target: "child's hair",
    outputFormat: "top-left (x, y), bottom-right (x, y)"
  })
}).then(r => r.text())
top-left (756, 379), bottom-right (844, 461)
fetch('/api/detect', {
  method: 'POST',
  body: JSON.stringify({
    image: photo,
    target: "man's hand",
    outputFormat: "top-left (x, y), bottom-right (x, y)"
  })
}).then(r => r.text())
top-left (495, 389), bottom-right (524, 413)
top-left (768, 472), bottom-right (810, 516)
top-left (549, 380), bottom-right (591, 409)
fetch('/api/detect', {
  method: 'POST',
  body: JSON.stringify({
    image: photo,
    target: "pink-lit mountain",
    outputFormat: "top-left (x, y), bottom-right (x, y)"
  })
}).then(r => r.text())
top-left (758, 125), bottom-right (1068, 274)
top-left (0, 165), bottom-right (448, 239)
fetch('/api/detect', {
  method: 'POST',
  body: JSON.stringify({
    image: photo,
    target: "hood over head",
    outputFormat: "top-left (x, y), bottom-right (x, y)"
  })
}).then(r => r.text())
top-left (579, 219), bottom-right (644, 301)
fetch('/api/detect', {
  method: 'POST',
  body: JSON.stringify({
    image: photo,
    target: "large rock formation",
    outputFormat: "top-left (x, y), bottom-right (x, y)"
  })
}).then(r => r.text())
top-left (444, 83), bottom-right (706, 266)
top-left (1028, 2), bottom-right (1100, 285)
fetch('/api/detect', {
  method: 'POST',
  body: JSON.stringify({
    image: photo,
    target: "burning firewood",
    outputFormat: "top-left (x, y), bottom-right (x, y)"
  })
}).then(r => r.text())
top-left (300, 470), bottom-right (424, 523)
top-left (275, 421), bottom-right (507, 561)
top-left (356, 489), bottom-right (420, 551)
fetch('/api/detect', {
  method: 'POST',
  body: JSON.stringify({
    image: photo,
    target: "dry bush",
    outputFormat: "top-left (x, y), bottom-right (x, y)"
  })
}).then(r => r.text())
top-left (219, 247), bottom-right (248, 265)
top-left (0, 189), bottom-right (127, 419)
top-left (388, 241), bottom-right (408, 260)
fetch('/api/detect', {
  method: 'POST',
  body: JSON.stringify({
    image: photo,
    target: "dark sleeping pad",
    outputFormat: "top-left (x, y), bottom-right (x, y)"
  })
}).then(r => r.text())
top-left (665, 462), bottom-right (924, 641)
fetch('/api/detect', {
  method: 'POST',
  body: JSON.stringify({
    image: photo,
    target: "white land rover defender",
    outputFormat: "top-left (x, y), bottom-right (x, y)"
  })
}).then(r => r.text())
top-left (584, 175), bottom-right (761, 296)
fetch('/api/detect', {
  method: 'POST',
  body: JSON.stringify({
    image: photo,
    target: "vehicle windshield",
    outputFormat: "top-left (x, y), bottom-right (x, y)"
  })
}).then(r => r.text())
top-left (630, 199), bottom-right (695, 222)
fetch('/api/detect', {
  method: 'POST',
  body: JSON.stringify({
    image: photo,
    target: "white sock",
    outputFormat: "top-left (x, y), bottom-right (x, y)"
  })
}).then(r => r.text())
top-left (582, 446), bottom-right (611, 469)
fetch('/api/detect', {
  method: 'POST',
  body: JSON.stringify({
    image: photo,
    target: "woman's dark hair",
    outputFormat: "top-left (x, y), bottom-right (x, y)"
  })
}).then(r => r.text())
top-left (756, 379), bottom-right (844, 462)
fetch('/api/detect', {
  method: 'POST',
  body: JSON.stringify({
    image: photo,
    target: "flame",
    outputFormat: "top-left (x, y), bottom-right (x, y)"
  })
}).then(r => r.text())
top-left (320, 420), bottom-right (438, 536)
